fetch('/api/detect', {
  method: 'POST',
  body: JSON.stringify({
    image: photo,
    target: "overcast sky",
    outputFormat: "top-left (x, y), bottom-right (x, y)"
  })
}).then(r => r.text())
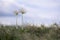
top-left (0, 0), bottom-right (60, 25)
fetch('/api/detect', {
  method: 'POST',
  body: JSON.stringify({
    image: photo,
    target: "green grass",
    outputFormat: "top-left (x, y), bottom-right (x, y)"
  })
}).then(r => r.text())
top-left (0, 24), bottom-right (60, 40)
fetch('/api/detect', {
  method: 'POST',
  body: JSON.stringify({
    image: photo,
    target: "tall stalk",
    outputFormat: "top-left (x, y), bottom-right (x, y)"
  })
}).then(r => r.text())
top-left (14, 10), bottom-right (18, 28)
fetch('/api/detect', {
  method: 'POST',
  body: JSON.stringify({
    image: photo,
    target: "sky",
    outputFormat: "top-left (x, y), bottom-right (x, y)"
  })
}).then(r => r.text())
top-left (0, 0), bottom-right (60, 25)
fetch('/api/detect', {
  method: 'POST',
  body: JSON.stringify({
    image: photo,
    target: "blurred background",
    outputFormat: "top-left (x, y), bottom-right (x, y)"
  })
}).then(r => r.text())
top-left (0, 0), bottom-right (60, 26)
